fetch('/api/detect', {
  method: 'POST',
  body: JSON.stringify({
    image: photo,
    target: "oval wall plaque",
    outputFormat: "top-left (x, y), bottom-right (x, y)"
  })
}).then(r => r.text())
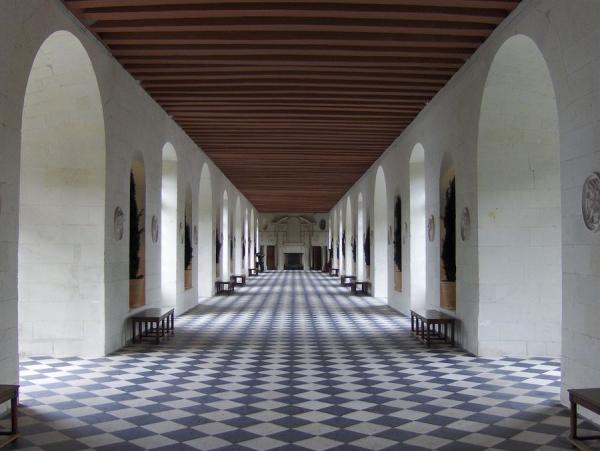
top-left (427, 215), bottom-right (435, 242)
top-left (151, 215), bottom-right (159, 243)
top-left (460, 207), bottom-right (471, 241)
top-left (113, 207), bottom-right (124, 241)
top-left (582, 172), bottom-right (600, 232)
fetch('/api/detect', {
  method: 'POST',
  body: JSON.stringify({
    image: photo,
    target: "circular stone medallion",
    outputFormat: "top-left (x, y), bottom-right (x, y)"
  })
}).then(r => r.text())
top-left (113, 207), bottom-right (124, 241)
top-left (582, 172), bottom-right (600, 232)
top-left (427, 215), bottom-right (435, 242)
top-left (151, 215), bottom-right (159, 243)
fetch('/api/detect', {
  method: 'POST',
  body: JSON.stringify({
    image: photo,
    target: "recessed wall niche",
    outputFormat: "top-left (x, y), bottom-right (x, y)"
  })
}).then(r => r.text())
top-left (184, 186), bottom-right (193, 290)
top-left (129, 159), bottom-right (146, 309)
top-left (439, 154), bottom-right (456, 311)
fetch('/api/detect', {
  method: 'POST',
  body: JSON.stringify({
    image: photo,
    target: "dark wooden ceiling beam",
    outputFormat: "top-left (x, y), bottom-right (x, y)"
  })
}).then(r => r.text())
top-left (65, 1), bottom-right (519, 10)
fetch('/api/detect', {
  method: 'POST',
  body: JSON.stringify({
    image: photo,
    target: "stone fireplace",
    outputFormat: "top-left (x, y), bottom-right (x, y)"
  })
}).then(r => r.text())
top-left (284, 253), bottom-right (303, 270)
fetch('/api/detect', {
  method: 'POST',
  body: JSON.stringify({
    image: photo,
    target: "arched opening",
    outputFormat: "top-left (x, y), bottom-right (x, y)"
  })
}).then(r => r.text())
top-left (243, 209), bottom-right (249, 272)
top-left (345, 198), bottom-right (354, 276)
top-left (129, 157), bottom-right (146, 310)
top-left (249, 209), bottom-right (255, 270)
top-left (356, 193), bottom-right (365, 281)
top-left (373, 166), bottom-right (388, 298)
top-left (233, 196), bottom-right (242, 275)
top-left (18, 31), bottom-right (106, 357)
top-left (478, 35), bottom-right (561, 356)
top-left (410, 143), bottom-right (427, 310)
top-left (161, 143), bottom-right (178, 310)
top-left (221, 191), bottom-right (230, 280)
top-left (338, 207), bottom-right (345, 275)
top-left (184, 186), bottom-right (193, 290)
top-left (439, 153), bottom-right (456, 311)
top-left (332, 210), bottom-right (338, 270)
top-left (198, 163), bottom-right (213, 297)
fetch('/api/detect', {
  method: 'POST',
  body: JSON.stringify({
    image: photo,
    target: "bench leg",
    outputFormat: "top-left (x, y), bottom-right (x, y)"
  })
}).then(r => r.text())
top-left (11, 394), bottom-right (18, 434)
top-left (411, 314), bottom-right (414, 332)
top-left (156, 320), bottom-right (160, 344)
top-left (132, 321), bottom-right (136, 343)
top-left (426, 322), bottom-right (431, 347)
top-left (570, 399), bottom-right (577, 440)
top-left (451, 322), bottom-right (455, 347)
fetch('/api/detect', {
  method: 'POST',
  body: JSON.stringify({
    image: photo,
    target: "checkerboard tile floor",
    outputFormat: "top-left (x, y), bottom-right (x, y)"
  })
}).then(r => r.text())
top-left (3, 271), bottom-right (598, 450)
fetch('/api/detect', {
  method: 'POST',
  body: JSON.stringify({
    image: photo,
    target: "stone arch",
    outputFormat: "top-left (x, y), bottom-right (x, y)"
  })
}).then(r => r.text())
top-left (161, 143), bottom-right (178, 310)
top-left (356, 193), bottom-right (365, 281)
top-left (410, 143), bottom-right (427, 310)
top-left (477, 34), bottom-right (561, 357)
top-left (373, 166), bottom-right (388, 298)
top-left (18, 30), bottom-right (106, 357)
top-left (221, 191), bottom-right (230, 280)
top-left (233, 196), bottom-right (242, 275)
top-left (345, 197), bottom-right (354, 276)
top-left (198, 163), bottom-right (213, 297)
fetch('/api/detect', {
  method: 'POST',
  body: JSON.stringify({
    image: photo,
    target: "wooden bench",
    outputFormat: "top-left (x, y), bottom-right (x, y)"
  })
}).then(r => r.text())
top-left (216, 280), bottom-right (235, 295)
top-left (330, 268), bottom-right (339, 277)
top-left (0, 385), bottom-right (19, 448)
top-left (230, 274), bottom-right (246, 287)
top-left (340, 275), bottom-right (356, 287)
top-left (248, 268), bottom-right (258, 276)
top-left (410, 309), bottom-right (456, 347)
top-left (131, 308), bottom-right (175, 345)
top-left (568, 388), bottom-right (600, 450)
top-left (351, 280), bottom-right (371, 295)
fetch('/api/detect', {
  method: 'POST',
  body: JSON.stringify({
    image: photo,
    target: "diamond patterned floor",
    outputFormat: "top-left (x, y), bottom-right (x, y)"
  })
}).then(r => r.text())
top-left (3, 271), bottom-right (597, 450)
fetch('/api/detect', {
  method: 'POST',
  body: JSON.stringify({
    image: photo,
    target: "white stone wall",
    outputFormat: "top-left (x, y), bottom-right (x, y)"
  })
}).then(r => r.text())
top-left (329, 0), bottom-right (600, 415)
top-left (0, 0), bottom-right (256, 389)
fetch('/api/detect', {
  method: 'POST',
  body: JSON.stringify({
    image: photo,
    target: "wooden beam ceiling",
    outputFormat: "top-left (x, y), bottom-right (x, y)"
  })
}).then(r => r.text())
top-left (63, 0), bottom-right (519, 212)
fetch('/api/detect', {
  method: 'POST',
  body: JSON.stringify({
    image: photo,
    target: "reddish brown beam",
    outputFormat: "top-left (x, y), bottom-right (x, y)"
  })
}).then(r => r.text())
top-left (90, 19), bottom-right (495, 37)
top-left (64, 1), bottom-right (520, 11)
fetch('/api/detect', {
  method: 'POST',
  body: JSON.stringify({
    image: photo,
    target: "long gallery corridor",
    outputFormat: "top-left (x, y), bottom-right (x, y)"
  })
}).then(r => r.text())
top-left (6, 272), bottom-right (587, 451)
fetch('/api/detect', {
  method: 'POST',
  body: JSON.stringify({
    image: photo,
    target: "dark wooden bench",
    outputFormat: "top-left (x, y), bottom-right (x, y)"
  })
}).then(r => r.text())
top-left (131, 308), bottom-right (175, 344)
top-left (410, 309), bottom-right (456, 347)
top-left (248, 268), bottom-right (258, 276)
top-left (216, 280), bottom-right (235, 295)
top-left (568, 388), bottom-right (600, 450)
top-left (330, 268), bottom-right (339, 277)
top-left (351, 280), bottom-right (371, 295)
top-left (0, 385), bottom-right (19, 447)
top-left (230, 274), bottom-right (246, 287)
top-left (340, 275), bottom-right (356, 287)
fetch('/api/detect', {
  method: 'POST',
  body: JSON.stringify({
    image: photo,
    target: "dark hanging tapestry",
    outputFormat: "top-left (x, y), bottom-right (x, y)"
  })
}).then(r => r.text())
top-left (336, 239), bottom-right (339, 259)
top-left (394, 196), bottom-right (402, 291)
top-left (184, 223), bottom-right (193, 270)
top-left (441, 178), bottom-right (456, 282)
top-left (129, 172), bottom-right (144, 280)
top-left (242, 234), bottom-right (246, 260)
top-left (364, 225), bottom-right (371, 266)
top-left (215, 229), bottom-right (221, 264)
top-left (230, 237), bottom-right (234, 259)
top-left (351, 236), bottom-right (356, 262)
top-left (342, 231), bottom-right (346, 258)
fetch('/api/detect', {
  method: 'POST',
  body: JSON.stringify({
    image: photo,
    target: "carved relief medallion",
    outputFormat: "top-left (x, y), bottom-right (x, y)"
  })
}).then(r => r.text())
top-left (460, 207), bottom-right (471, 241)
top-left (427, 215), bottom-right (435, 242)
top-left (151, 215), bottom-right (159, 243)
top-left (582, 172), bottom-right (600, 232)
top-left (114, 207), bottom-right (124, 241)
